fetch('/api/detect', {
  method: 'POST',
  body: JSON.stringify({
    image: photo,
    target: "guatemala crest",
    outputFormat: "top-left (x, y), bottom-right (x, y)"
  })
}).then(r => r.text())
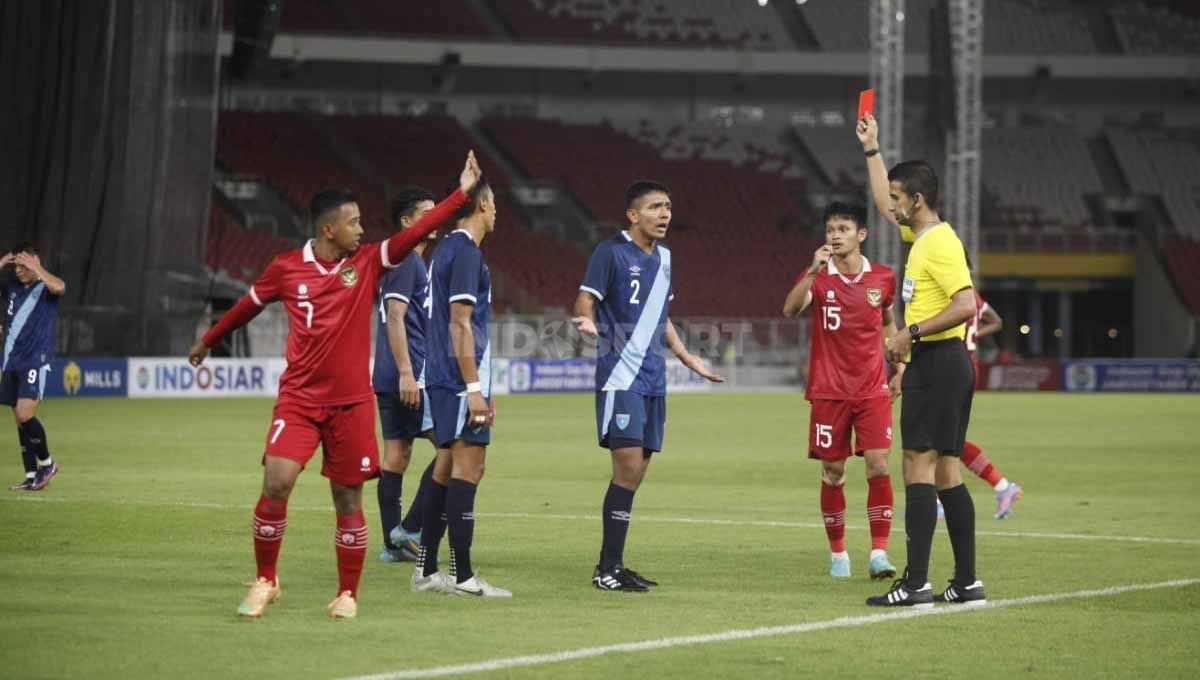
top-left (339, 265), bottom-right (358, 287)
top-left (866, 288), bottom-right (882, 307)
top-left (615, 413), bottom-right (631, 430)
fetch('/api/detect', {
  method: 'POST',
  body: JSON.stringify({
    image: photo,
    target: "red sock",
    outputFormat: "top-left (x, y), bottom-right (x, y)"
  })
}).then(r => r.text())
top-left (866, 475), bottom-right (894, 551)
top-left (961, 441), bottom-right (1003, 487)
top-left (334, 511), bottom-right (369, 598)
top-left (820, 481), bottom-right (846, 553)
top-left (252, 495), bottom-right (288, 583)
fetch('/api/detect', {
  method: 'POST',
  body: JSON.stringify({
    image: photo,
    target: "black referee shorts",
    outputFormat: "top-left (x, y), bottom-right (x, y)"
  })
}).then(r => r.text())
top-left (900, 338), bottom-right (974, 455)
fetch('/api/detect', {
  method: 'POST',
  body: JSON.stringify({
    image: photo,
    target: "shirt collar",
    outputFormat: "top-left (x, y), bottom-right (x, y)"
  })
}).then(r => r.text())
top-left (826, 255), bottom-right (871, 284)
top-left (302, 239), bottom-right (346, 276)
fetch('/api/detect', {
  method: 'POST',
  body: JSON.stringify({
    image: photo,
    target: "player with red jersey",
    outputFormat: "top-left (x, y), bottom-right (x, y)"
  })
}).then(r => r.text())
top-left (783, 202), bottom-right (900, 580)
top-left (188, 151), bottom-right (482, 619)
top-left (960, 286), bottom-right (1023, 519)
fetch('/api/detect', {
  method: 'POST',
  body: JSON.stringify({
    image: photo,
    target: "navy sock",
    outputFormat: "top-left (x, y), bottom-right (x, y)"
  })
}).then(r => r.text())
top-left (17, 426), bottom-right (35, 475)
top-left (418, 480), bottom-right (448, 577)
top-left (904, 483), bottom-right (938, 589)
top-left (377, 469), bottom-right (403, 549)
top-left (21, 418), bottom-right (50, 466)
top-left (600, 482), bottom-right (636, 572)
top-left (939, 483), bottom-right (977, 585)
top-left (401, 459), bottom-right (435, 534)
top-left (446, 478), bottom-right (479, 583)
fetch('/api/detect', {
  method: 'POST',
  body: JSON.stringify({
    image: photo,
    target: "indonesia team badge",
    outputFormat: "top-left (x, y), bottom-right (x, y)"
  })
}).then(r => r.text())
top-left (339, 265), bottom-right (358, 287)
top-left (867, 288), bottom-right (882, 307)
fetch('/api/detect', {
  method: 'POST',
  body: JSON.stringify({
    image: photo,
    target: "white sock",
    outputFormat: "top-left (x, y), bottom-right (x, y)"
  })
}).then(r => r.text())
top-left (25, 472), bottom-right (35, 480)
top-left (37, 456), bottom-right (53, 468)
top-left (831, 551), bottom-right (849, 561)
top-left (870, 549), bottom-right (887, 561)
top-left (994, 478), bottom-right (1010, 492)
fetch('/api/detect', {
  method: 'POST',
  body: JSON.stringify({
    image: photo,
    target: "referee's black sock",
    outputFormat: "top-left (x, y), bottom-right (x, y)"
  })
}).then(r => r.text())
top-left (376, 469), bottom-right (403, 549)
top-left (939, 483), bottom-right (977, 585)
top-left (904, 483), bottom-right (938, 589)
top-left (600, 482), bottom-right (635, 572)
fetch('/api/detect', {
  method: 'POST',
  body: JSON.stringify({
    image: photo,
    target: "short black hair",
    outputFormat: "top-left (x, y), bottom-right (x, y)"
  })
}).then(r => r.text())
top-left (887, 160), bottom-right (939, 208)
top-left (390, 186), bottom-right (435, 229)
top-left (11, 241), bottom-right (35, 255)
top-left (626, 180), bottom-right (670, 209)
top-left (449, 175), bottom-right (491, 222)
top-left (309, 188), bottom-right (357, 228)
top-left (822, 201), bottom-right (868, 230)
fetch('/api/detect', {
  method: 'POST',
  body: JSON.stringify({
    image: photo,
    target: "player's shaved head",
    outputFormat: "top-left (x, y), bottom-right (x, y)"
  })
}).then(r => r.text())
top-left (309, 188), bottom-right (358, 231)
top-left (626, 180), bottom-right (670, 209)
top-left (390, 186), bottom-right (435, 229)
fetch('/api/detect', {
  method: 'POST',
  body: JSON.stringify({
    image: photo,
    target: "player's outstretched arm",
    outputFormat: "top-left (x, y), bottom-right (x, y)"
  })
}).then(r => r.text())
top-left (188, 295), bottom-right (265, 366)
top-left (782, 246), bottom-right (832, 318)
top-left (665, 319), bottom-right (725, 383)
top-left (13, 253), bottom-right (66, 296)
top-left (383, 151), bottom-right (480, 266)
top-left (855, 114), bottom-right (900, 230)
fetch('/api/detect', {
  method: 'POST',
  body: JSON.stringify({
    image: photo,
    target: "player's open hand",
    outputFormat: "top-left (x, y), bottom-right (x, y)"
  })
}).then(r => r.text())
top-left (13, 252), bottom-right (42, 274)
top-left (467, 391), bottom-right (490, 430)
top-left (856, 113), bottom-right (879, 149)
top-left (0, 253), bottom-right (14, 267)
top-left (187, 339), bottom-right (210, 367)
top-left (812, 245), bottom-right (832, 271)
top-left (459, 150), bottom-right (482, 194)
top-left (571, 316), bottom-right (598, 338)
top-left (685, 354), bottom-right (726, 384)
top-left (398, 372), bottom-right (421, 409)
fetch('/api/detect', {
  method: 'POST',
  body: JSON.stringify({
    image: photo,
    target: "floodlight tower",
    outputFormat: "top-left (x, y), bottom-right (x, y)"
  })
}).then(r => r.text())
top-left (945, 0), bottom-right (983, 272)
top-left (867, 0), bottom-right (904, 268)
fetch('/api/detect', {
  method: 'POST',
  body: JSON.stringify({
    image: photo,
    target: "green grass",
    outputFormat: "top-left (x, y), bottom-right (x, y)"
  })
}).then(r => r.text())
top-left (2, 392), bottom-right (1198, 679)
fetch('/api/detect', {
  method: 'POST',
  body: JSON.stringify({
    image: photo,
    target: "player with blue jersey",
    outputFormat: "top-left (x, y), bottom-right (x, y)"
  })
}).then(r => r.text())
top-left (572, 181), bottom-right (725, 592)
top-left (372, 186), bottom-right (445, 564)
top-left (2, 244), bottom-right (66, 491)
top-left (411, 176), bottom-right (510, 597)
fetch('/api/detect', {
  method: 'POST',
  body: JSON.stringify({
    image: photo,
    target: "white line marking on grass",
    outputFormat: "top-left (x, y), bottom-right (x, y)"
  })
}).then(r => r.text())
top-left (339, 578), bottom-right (1200, 680)
top-left (4, 496), bottom-right (1199, 546)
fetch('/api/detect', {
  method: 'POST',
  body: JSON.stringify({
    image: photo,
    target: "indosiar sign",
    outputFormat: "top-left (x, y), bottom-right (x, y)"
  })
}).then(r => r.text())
top-left (128, 358), bottom-right (287, 398)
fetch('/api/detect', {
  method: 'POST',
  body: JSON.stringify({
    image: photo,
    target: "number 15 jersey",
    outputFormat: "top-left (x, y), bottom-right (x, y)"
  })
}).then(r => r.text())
top-left (802, 257), bottom-right (895, 401)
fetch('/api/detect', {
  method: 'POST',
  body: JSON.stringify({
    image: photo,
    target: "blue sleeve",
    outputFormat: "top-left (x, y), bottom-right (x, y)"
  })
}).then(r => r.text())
top-left (580, 243), bottom-right (614, 300)
top-left (448, 246), bottom-right (483, 305)
top-left (382, 256), bottom-right (420, 304)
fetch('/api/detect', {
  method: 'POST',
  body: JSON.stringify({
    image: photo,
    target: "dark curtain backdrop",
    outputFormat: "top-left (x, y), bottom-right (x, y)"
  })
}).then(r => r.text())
top-left (1, 0), bottom-right (219, 355)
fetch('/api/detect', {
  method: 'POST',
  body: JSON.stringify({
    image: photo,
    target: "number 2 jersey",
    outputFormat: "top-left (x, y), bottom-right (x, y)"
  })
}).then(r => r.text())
top-left (802, 257), bottom-right (896, 401)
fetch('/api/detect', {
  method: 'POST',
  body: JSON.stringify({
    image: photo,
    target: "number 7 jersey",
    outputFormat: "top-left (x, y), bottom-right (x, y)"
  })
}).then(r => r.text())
top-left (249, 239), bottom-right (394, 406)
top-left (802, 257), bottom-right (895, 401)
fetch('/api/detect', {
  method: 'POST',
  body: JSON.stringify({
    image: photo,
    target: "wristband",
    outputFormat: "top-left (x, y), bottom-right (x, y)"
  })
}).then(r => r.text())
top-left (466, 382), bottom-right (482, 394)
top-left (864, 148), bottom-right (880, 157)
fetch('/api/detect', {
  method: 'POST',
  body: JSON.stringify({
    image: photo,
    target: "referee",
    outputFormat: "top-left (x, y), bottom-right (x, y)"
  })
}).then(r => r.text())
top-left (856, 114), bottom-right (984, 608)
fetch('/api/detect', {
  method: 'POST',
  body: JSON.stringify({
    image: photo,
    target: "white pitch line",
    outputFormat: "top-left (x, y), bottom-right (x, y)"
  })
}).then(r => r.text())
top-left (3, 496), bottom-right (1199, 546)
top-left (338, 578), bottom-right (1200, 680)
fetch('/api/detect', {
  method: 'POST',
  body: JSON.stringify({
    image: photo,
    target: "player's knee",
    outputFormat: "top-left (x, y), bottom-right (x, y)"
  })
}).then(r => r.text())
top-left (262, 476), bottom-right (295, 499)
top-left (821, 463), bottom-right (845, 486)
top-left (14, 405), bottom-right (35, 424)
top-left (863, 454), bottom-right (890, 479)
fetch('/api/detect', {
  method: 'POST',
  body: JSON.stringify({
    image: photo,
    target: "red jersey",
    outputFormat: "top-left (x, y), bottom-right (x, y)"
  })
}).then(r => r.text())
top-left (963, 290), bottom-right (989, 360)
top-left (250, 240), bottom-right (392, 406)
top-left (803, 257), bottom-right (896, 401)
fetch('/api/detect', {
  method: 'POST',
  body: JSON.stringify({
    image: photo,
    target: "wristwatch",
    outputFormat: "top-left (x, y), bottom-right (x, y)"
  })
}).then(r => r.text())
top-left (908, 323), bottom-right (921, 340)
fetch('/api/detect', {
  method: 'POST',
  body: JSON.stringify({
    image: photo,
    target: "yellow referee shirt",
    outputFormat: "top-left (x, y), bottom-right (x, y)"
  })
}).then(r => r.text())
top-left (899, 222), bottom-right (973, 342)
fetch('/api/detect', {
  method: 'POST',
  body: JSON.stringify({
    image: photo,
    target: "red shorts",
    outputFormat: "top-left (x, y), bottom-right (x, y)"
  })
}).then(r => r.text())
top-left (263, 399), bottom-right (380, 485)
top-left (808, 397), bottom-right (893, 460)
top-left (972, 357), bottom-right (983, 390)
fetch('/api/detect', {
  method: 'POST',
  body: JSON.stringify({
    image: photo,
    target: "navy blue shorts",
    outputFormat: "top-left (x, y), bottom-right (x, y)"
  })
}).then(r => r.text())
top-left (375, 390), bottom-right (434, 442)
top-left (0, 366), bottom-right (49, 405)
top-left (595, 390), bottom-right (666, 453)
top-left (428, 386), bottom-right (491, 449)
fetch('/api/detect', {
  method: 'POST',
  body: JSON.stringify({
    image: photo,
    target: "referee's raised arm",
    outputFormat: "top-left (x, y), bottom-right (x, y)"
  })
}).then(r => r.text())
top-left (855, 113), bottom-right (988, 610)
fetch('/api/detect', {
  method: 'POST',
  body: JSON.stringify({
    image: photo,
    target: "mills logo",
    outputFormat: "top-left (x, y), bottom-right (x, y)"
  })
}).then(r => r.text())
top-left (63, 361), bottom-right (82, 395)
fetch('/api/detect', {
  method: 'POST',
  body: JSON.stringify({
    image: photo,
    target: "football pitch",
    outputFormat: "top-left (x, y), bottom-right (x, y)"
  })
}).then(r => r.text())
top-left (2, 392), bottom-right (1198, 679)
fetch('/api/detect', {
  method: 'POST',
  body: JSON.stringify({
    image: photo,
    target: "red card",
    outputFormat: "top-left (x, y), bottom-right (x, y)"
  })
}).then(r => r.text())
top-left (857, 89), bottom-right (875, 120)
